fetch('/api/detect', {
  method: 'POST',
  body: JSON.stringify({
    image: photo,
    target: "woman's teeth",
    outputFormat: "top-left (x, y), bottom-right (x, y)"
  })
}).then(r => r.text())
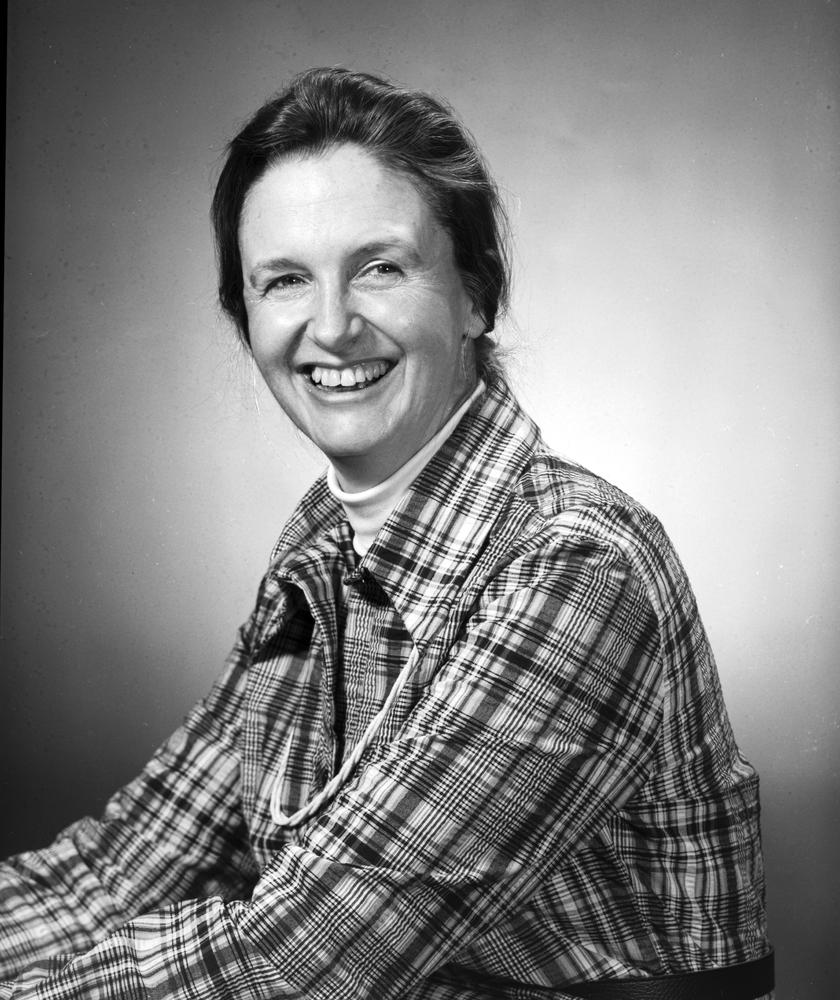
top-left (309, 361), bottom-right (389, 389)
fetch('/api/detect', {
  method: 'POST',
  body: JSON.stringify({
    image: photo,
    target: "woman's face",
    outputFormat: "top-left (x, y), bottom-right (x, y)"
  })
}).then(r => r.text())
top-left (239, 144), bottom-right (482, 491)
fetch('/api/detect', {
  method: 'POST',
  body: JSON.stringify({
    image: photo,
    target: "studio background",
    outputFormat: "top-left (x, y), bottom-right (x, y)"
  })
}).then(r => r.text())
top-left (3, 1), bottom-right (837, 996)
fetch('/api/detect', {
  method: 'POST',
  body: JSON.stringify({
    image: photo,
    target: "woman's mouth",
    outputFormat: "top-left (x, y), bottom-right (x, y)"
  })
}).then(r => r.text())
top-left (305, 360), bottom-right (394, 392)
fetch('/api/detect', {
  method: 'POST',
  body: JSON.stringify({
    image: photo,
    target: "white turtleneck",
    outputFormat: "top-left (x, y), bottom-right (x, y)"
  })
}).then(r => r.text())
top-left (327, 382), bottom-right (484, 556)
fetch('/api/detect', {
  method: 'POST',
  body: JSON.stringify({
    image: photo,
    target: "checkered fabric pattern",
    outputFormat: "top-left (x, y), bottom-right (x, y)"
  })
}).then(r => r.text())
top-left (0, 379), bottom-right (768, 999)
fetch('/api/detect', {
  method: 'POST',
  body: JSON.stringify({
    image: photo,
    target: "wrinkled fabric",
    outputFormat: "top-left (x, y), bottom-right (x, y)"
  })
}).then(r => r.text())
top-left (0, 379), bottom-right (768, 999)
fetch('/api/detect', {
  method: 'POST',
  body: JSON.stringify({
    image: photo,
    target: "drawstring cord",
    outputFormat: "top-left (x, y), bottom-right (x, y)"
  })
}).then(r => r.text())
top-left (270, 643), bottom-right (424, 828)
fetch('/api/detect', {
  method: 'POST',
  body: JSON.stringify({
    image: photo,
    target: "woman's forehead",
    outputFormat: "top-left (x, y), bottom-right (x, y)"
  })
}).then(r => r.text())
top-left (239, 145), bottom-right (446, 259)
top-left (247, 146), bottom-right (418, 213)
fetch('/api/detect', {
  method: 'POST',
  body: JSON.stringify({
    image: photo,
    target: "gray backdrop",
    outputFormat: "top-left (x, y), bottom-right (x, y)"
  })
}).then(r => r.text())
top-left (3, 1), bottom-right (838, 996)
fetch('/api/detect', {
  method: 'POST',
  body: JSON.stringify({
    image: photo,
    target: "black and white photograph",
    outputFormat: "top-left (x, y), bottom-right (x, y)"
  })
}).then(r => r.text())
top-left (2, 2), bottom-right (837, 997)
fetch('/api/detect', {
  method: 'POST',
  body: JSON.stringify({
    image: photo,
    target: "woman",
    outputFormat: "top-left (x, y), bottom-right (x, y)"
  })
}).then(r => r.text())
top-left (0, 69), bottom-right (771, 999)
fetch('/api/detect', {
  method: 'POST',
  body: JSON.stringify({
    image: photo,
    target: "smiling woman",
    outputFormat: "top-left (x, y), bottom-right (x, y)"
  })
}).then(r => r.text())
top-left (0, 68), bottom-right (773, 1000)
top-left (240, 145), bottom-right (483, 491)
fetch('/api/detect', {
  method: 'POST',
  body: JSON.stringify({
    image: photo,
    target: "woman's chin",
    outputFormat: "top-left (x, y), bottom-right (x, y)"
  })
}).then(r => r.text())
top-left (309, 417), bottom-right (392, 464)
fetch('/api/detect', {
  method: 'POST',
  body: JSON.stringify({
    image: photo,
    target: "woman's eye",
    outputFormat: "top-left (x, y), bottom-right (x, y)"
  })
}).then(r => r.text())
top-left (265, 274), bottom-right (306, 296)
top-left (358, 261), bottom-right (402, 283)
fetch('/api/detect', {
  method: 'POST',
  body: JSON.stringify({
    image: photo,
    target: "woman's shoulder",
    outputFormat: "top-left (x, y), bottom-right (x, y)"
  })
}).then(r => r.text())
top-left (479, 380), bottom-right (662, 531)
top-left (487, 382), bottom-right (662, 545)
top-left (518, 443), bottom-right (645, 520)
top-left (491, 429), bottom-right (690, 622)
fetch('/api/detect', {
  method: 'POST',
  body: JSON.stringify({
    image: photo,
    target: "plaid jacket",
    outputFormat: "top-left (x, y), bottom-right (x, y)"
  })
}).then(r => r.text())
top-left (0, 379), bottom-right (768, 999)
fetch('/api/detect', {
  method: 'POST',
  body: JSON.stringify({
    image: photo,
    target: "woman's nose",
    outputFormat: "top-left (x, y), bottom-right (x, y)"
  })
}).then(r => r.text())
top-left (308, 285), bottom-right (363, 351)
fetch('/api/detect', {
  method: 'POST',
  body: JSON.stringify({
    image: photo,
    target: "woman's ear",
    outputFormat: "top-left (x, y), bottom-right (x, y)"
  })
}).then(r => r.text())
top-left (464, 302), bottom-right (485, 340)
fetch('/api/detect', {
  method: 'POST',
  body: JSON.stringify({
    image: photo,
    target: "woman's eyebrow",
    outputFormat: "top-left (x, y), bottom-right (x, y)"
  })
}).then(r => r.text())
top-left (352, 239), bottom-right (422, 265)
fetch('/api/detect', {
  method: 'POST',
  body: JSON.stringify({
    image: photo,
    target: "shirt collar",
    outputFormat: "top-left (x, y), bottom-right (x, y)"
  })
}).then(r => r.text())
top-left (265, 378), bottom-right (541, 648)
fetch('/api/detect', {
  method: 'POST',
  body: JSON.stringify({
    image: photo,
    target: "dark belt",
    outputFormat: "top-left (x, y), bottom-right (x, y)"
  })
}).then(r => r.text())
top-left (564, 949), bottom-right (775, 1000)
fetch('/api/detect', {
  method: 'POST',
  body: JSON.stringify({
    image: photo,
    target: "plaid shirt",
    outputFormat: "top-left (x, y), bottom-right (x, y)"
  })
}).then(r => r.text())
top-left (0, 379), bottom-right (768, 999)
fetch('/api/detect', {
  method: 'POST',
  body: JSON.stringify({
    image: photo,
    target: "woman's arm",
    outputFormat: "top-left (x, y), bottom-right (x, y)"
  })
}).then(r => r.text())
top-left (1, 523), bottom-right (665, 999)
top-left (0, 630), bottom-right (257, 984)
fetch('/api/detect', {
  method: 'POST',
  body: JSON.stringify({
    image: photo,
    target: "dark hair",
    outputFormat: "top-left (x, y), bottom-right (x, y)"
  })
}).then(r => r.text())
top-left (212, 67), bottom-right (510, 378)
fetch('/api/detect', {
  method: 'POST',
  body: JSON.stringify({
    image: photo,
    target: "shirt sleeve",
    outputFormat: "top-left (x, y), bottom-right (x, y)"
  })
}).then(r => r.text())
top-left (0, 627), bottom-right (257, 986)
top-left (1, 523), bottom-right (664, 1000)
